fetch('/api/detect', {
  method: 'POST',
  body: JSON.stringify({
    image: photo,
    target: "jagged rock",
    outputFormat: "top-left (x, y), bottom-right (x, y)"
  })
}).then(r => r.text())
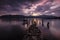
top-left (23, 24), bottom-right (41, 40)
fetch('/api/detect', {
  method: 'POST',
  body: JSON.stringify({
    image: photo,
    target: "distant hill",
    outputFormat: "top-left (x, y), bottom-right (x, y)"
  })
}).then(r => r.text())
top-left (0, 15), bottom-right (25, 18)
top-left (0, 15), bottom-right (25, 21)
top-left (26, 15), bottom-right (60, 19)
top-left (0, 15), bottom-right (60, 19)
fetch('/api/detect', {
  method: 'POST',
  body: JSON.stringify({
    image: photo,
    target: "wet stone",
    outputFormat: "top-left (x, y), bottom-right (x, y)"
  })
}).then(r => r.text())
top-left (23, 24), bottom-right (42, 40)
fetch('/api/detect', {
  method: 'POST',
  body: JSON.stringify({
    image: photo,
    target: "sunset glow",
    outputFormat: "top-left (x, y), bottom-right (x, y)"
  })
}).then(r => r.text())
top-left (22, 0), bottom-right (48, 15)
top-left (32, 13), bottom-right (39, 16)
top-left (0, 0), bottom-right (60, 16)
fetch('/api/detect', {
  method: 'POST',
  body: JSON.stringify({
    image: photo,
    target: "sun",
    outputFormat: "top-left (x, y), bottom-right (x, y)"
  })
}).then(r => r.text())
top-left (32, 13), bottom-right (39, 16)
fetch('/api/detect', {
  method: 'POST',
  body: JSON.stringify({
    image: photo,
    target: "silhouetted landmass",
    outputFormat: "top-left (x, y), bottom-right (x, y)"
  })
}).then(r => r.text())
top-left (27, 15), bottom-right (60, 19)
top-left (0, 15), bottom-right (60, 19)
top-left (0, 15), bottom-right (26, 21)
top-left (0, 15), bottom-right (25, 19)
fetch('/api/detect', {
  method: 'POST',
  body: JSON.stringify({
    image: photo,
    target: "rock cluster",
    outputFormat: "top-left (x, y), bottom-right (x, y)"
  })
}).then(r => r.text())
top-left (23, 24), bottom-right (41, 40)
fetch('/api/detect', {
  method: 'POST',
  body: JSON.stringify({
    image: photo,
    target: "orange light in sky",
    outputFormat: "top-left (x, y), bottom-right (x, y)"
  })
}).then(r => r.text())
top-left (32, 14), bottom-right (38, 16)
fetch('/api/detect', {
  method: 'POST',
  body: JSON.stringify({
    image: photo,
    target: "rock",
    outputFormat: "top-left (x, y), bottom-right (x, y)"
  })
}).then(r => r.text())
top-left (23, 24), bottom-right (41, 40)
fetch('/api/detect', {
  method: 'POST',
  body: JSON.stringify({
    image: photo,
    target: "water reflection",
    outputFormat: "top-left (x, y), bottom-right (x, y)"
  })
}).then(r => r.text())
top-left (0, 18), bottom-right (60, 39)
top-left (49, 20), bottom-right (60, 38)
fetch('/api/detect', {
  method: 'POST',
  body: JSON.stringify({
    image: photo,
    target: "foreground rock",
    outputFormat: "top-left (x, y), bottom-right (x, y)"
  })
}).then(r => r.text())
top-left (23, 23), bottom-right (42, 40)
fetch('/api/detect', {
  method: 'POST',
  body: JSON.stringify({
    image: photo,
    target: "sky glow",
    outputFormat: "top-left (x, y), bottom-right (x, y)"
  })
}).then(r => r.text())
top-left (0, 0), bottom-right (60, 16)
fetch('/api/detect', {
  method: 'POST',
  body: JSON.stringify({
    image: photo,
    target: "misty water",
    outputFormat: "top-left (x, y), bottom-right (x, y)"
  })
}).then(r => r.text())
top-left (44, 19), bottom-right (60, 38)
top-left (0, 18), bottom-right (60, 40)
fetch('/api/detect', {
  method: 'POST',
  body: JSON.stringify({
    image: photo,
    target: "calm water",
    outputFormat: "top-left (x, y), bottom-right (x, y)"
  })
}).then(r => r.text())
top-left (44, 19), bottom-right (60, 38)
top-left (0, 18), bottom-right (60, 39)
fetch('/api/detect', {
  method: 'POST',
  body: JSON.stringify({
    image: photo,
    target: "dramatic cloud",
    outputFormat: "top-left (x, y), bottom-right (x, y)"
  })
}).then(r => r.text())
top-left (0, 0), bottom-right (46, 16)
top-left (0, 0), bottom-right (60, 16)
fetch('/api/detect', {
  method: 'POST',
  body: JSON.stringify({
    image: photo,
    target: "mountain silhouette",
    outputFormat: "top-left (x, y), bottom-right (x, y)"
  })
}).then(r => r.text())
top-left (0, 15), bottom-right (60, 19)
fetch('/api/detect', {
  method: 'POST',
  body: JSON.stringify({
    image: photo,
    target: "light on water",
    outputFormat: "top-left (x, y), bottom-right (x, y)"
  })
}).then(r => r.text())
top-left (0, 18), bottom-right (60, 39)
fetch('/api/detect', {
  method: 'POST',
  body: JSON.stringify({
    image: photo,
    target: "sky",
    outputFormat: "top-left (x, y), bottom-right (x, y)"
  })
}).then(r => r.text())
top-left (0, 0), bottom-right (60, 16)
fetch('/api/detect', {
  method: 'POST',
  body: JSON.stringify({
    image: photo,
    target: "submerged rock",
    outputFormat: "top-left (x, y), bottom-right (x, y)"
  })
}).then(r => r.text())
top-left (23, 23), bottom-right (41, 40)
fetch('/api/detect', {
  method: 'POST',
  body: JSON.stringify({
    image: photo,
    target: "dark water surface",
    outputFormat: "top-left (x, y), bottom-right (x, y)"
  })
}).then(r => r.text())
top-left (0, 18), bottom-right (60, 40)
